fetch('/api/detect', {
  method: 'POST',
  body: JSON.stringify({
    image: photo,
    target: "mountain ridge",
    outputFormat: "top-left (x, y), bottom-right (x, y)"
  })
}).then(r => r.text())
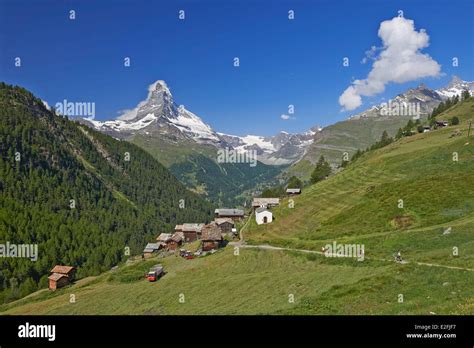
top-left (82, 76), bottom-right (473, 168)
top-left (80, 80), bottom-right (319, 166)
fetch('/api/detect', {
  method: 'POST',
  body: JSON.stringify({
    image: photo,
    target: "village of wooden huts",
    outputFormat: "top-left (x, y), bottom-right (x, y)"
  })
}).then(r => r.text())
top-left (142, 207), bottom-right (244, 257)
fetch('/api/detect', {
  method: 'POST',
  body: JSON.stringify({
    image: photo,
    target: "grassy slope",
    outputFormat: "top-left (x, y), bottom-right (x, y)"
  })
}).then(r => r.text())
top-left (246, 99), bottom-right (474, 260)
top-left (288, 114), bottom-right (416, 179)
top-left (131, 134), bottom-right (283, 206)
top-left (130, 135), bottom-right (217, 168)
top-left (2, 99), bottom-right (473, 315)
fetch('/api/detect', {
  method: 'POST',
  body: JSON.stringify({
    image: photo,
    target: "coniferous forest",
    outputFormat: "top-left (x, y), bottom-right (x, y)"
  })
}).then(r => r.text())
top-left (0, 83), bottom-right (213, 303)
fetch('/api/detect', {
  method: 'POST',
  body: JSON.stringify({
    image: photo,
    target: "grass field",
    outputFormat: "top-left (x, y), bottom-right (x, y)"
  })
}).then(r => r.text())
top-left (1, 98), bottom-right (473, 315)
top-left (246, 98), bottom-right (474, 269)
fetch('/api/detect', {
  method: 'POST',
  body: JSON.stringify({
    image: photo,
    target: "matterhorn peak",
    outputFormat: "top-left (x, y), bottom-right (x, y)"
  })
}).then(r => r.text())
top-left (150, 80), bottom-right (172, 95)
top-left (449, 75), bottom-right (462, 85)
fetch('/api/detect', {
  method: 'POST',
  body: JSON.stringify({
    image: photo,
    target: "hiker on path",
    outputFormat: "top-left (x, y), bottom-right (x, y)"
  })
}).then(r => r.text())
top-left (395, 251), bottom-right (402, 262)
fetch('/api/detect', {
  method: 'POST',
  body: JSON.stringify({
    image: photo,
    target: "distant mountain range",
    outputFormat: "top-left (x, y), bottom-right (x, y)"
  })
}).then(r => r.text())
top-left (288, 76), bottom-right (474, 179)
top-left (82, 76), bottom-right (473, 166)
top-left (349, 76), bottom-right (474, 120)
top-left (80, 76), bottom-right (473, 189)
top-left (81, 80), bottom-right (319, 166)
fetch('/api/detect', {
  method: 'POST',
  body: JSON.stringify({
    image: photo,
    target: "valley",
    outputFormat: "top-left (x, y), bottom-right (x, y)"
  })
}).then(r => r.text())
top-left (2, 89), bottom-right (472, 315)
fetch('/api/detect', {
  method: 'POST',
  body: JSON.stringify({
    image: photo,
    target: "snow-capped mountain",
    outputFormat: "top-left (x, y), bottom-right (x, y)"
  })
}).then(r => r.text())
top-left (436, 76), bottom-right (474, 99)
top-left (219, 126), bottom-right (322, 165)
top-left (82, 80), bottom-right (319, 165)
top-left (349, 76), bottom-right (473, 120)
top-left (84, 80), bottom-right (223, 146)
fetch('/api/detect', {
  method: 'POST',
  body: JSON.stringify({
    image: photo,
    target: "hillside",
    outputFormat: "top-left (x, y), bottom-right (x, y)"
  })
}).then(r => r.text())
top-left (82, 80), bottom-right (287, 206)
top-left (132, 134), bottom-right (284, 206)
top-left (288, 77), bottom-right (474, 180)
top-left (0, 83), bottom-right (213, 304)
top-left (2, 97), bottom-right (472, 315)
top-left (170, 153), bottom-right (284, 206)
top-left (288, 115), bottom-right (415, 180)
top-left (247, 97), bottom-right (474, 254)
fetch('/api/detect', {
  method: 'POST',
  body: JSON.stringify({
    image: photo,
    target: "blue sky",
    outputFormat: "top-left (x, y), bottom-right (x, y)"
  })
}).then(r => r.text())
top-left (1, 0), bottom-right (473, 136)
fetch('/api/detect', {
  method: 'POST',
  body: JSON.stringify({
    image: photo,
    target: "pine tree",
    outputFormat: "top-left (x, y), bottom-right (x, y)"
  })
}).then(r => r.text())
top-left (310, 155), bottom-right (332, 184)
top-left (462, 89), bottom-right (471, 101)
top-left (395, 128), bottom-right (404, 140)
top-left (287, 176), bottom-right (303, 189)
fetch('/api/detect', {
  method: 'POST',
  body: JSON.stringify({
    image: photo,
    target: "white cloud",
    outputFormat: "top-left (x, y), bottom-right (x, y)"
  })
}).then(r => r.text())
top-left (361, 45), bottom-right (378, 64)
top-left (281, 114), bottom-right (296, 120)
top-left (339, 16), bottom-right (441, 111)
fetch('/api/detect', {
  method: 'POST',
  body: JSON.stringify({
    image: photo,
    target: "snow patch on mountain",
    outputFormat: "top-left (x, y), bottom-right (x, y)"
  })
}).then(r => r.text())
top-left (170, 108), bottom-right (219, 141)
top-left (235, 135), bottom-right (276, 153)
top-left (89, 113), bottom-right (158, 131)
top-left (118, 80), bottom-right (170, 121)
top-left (348, 77), bottom-right (473, 121)
top-left (435, 76), bottom-right (474, 99)
top-left (83, 79), bottom-right (322, 165)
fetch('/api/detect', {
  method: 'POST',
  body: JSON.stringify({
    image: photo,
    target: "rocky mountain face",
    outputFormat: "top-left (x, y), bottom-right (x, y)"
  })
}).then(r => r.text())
top-left (82, 80), bottom-right (319, 165)
top-left (82, 76), bottom-right (472, 181)
top-left (218, 127), bottom-right (321, 165)
top-left (349, 76), bottom-right (474, 120)
top-left (82, 80), bottom-right (225, 147)
top-left (436, 76), bottom-right (474, 99)
top-left (288, 76), bottom-right (474, 180)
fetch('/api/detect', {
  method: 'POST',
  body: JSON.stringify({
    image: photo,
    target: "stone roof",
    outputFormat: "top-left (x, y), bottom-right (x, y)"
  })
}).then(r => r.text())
top-left (144, 242), bottom-right (160, 252)
top-left (252, 198), bottom-right (280, 207)
top-left (50, 265), bottom-right (75, 275)
top-left (182, 223), bottom-right (204, 232)
top-left (214, 209), bottom-right (244, 216)
top-left (48, 273), bottom-right (68, 281)
top-left (201, 223), bottom-right (222, 241)
top-left (171, 232), bottom-right (184, 242)
top-left (214, 217), bottom-right (234, 225)
top-left (157, 233), bottom-right (173, 242)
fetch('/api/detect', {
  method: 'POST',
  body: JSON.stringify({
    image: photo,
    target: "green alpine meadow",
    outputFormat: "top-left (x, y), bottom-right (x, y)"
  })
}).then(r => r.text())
top-left (1, 85), bottom-right (472, 315)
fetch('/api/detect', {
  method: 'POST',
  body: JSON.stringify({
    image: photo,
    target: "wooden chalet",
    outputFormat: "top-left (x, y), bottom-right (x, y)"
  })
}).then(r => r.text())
top-left (48, 265), bottom-right (76, 291)
top-left (201, 223), bottom-right (224, 251)
top-left (214, 217), bottom-right (235, 234)
top-left (176, 223), bottom-right (204, 242)
top-left (214, 209), bottom-right (244, 221)
top-left (167, 232), bottom-right (184, 250)
top-left (252, 197), bottom-right (280, 210)
top-left (156, 233), bottom-right (173, 243)
top-left (286, 188), bottom-right (301, 195)
top-left (143, 242), bottom-right (162, 258)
